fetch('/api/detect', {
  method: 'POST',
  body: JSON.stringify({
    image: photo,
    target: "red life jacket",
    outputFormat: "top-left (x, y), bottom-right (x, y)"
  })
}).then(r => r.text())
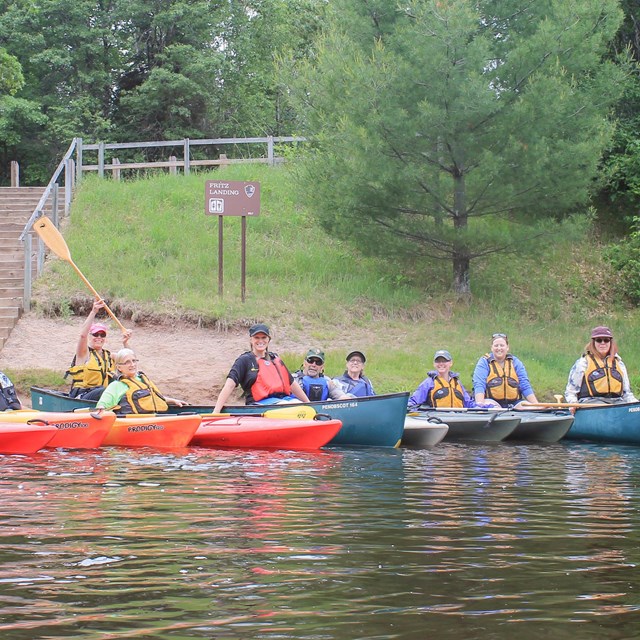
top-left (251, 356), bottom-right (292, 402)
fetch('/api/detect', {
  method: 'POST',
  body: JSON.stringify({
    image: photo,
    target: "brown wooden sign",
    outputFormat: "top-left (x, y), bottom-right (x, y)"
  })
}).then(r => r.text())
top-left (205, 180), bottom-right (260, 216)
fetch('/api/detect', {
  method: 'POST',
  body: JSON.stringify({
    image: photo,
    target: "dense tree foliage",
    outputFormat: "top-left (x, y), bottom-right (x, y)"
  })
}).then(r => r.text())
top-left (598, 0), bottom-right (640, 219)
top-left (286, 0), bottom-right (628, 293)
top-left (0, 0), bottom-right (325, 183)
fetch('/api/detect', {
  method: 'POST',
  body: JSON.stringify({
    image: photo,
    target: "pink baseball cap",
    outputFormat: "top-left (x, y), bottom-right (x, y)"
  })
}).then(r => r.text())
top-left (89, 323), bottom-right (108, 335)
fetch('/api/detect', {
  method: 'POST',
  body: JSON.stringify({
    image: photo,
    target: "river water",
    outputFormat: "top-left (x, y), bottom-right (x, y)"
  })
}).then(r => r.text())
top-left (1, 441), bottom-right (639, 640)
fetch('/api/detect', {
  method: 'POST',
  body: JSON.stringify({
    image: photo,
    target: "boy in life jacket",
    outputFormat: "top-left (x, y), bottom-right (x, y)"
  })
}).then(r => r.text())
top-left (408, 350), bottom-right (478, 409)
top-left (292, 348), bottom-right (352, 402)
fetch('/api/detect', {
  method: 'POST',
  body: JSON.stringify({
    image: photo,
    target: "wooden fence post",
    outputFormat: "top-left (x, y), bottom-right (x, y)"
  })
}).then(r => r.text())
top-left (23, 234), bottom-right (32, 313)
top-left (52, 184), bottom-right (59, 226)
top-left (64, 158), bottom-right (73, 215)
top-left (113, 158), bottom-right (121, 181)
top-left (267, 136), bottom-right (274, 165)
top-left (184, 138), bottom-right (190, 175)
top-left (169, 155), bottom-right (177, 175)
top-left (98, 142), bottom-right (105, 178)
top-left (76, 137), bottom-right (83, 184)
top-left (10, 161), bottom-right (19, 187)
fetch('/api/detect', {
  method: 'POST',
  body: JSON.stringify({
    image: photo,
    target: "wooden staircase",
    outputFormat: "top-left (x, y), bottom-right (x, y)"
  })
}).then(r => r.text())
top-left (0, 187), bottom-right (51, 350)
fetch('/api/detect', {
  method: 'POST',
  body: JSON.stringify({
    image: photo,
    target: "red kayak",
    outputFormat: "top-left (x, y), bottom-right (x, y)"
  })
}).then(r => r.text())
top-left (0, 423), bottom-right (59, 454)
top-left (192, 415), bottom-right (343, 450)
top-left (0, 410), bottom-right (116, 449)
top-left (103, 414), bottom-right (202, 449)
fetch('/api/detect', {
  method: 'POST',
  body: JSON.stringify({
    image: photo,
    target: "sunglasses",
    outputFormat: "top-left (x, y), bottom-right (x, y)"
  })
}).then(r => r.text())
top-left (492, 333), bottom-right (507, 340)
top-left (91, 332), bottom-right (107, 338)
top-left (306, 357), bottom-right (323, 366)
top-left (594, 337), bottom-right (611, 344)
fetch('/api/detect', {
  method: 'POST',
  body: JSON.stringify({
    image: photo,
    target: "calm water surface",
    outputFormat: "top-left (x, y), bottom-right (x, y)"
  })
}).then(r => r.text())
top-left (1, 441), bottom-right (639, 639)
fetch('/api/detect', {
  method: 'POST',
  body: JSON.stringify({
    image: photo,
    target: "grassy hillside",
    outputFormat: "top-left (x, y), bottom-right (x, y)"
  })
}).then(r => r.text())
top-left (27, 164), bottom-right (640, 400)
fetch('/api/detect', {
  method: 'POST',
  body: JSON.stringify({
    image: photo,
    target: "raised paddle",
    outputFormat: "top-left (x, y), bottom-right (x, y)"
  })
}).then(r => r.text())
top-left (32, 216), bottom-right (128, 334)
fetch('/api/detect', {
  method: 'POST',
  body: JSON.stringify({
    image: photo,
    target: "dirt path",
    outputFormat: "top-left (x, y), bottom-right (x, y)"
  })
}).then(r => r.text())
top-left (0, 313), bottom-right (319, 407)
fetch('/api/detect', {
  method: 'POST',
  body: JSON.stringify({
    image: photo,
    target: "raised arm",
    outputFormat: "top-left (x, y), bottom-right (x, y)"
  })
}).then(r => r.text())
top-left (75, 299), bottom-right (105, 363)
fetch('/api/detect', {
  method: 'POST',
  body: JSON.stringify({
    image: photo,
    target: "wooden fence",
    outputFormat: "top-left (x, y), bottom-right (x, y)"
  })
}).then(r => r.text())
top-left (18, 134), bottom-right (305, 310)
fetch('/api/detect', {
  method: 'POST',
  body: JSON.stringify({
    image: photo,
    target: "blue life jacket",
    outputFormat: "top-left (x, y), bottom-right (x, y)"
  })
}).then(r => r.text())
top-left (333, 373), bottom-right (375, 398)
top-left (300, 375), bottom-right (330, 402)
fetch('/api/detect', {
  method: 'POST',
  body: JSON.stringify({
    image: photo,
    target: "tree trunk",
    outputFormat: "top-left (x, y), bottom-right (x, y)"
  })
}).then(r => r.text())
top-left (452, 166), bottom-right (470, 294)
top-left (453, 254), bottom-right (471, 294)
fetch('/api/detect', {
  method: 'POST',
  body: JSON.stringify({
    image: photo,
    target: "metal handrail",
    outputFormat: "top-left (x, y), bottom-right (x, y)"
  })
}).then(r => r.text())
top-left (19, 138), bottom-right (77, 241)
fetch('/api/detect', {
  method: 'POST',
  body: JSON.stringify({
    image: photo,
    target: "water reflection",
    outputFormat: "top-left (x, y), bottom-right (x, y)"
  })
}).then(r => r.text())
top-left (0, 443), bottom-right (639, 639)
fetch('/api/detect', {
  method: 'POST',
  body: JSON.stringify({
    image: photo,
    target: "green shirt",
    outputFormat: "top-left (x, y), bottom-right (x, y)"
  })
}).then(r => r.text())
top-left (96, 379), bottom-right (131, 409)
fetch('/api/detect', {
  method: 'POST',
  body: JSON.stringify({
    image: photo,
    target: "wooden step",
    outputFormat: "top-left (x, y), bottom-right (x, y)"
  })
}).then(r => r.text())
top-left (0, 186), bottom-right (46, 193)
top-left (0, 297), bottom-right (23, 308)
top-left (0, 306), bottom-right (20, 319)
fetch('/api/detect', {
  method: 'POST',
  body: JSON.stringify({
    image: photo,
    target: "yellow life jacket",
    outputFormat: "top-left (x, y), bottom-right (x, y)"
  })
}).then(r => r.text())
top-left (116, 373), bottom-right (169, 415)
top-left (429, 374), bottom-right (465, 408)
top-left (67, 348), bottom-right (115, 390)
top-left (484, 354), bottom-right (521, 403)
top-left (580, 353), bottom-right (624, 398)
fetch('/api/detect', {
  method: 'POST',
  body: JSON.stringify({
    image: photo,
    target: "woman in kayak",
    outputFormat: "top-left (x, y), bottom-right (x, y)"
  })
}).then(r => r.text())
top-left (94, 348), bottom-right (185, 415)
top-left (332, 350), bottom-right (376, 397)
top-left (472, 333), bottom-right (539, 408)
top-left (564, 326), bottom-right (637, 404)
top-left (212, 324), bottom-right (309, 412)
top-left (67, 299), bottom-right (132, 400)
top-left (408, 349), bottom-right (478, 409)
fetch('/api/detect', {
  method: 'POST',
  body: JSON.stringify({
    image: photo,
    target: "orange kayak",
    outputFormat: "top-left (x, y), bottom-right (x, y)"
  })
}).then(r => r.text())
top-left (192, 415), bottom-right (343, 450)
top-left (104, 414), bottom-right (202, 449)
top-left (0, 423), bottom-right (58, 454)
top-left (0, 410), bottom-right (116, 449)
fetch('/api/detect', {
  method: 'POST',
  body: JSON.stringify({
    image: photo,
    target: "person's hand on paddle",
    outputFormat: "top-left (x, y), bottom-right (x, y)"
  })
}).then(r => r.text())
top-left (122, 328), bottom-right (133, 347)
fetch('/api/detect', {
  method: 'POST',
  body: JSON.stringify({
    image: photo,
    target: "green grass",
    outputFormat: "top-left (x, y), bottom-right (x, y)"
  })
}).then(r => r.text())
top-left (29, 164), bottom-right (640, 401)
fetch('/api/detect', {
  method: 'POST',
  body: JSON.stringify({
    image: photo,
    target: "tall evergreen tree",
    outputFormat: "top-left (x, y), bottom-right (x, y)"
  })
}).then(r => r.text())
top-left (287, 0), bottom-right (627, 293)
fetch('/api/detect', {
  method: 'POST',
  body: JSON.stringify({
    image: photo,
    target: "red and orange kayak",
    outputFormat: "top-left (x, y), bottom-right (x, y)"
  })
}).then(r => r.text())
top-left (192, 415), bottom-right (343, 450)
top-left (103, 414), bottom-right (202, 449)
top-left (0, 410), bottom-right (116, 449)
top-left (0, 423), bottom-right (58, 454)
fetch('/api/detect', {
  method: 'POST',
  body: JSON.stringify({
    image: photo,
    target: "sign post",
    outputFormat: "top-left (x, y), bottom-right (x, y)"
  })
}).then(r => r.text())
top-left (205, 180), bottom-right (260, 302)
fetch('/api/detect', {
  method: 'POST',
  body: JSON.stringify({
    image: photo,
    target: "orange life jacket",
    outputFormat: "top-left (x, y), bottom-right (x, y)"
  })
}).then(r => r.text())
top-left (580, 353), bottom-right (623, 398)
top-left (429, 374), bottom-right (465, 408)
top-left (251, 356), bottom-right (292, 402)
top-left (484, 354), bottom-right (521, 403)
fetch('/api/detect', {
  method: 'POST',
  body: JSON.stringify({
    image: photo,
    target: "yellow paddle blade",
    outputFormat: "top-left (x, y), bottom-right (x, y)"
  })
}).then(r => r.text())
top-left (32, 216), bottom-right (72, 262)
top-left (264, 405), bottom-right (317, 420)
top-left (206, 406), bottom-right (318, 420)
